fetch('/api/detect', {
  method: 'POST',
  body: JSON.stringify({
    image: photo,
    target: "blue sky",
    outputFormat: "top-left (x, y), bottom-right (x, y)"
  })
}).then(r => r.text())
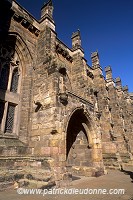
top-left (17, 0), bottom-right (133, 92)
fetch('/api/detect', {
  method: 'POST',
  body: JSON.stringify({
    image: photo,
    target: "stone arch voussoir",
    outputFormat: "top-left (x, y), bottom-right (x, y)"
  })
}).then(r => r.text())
top-left (8, 32), bottom-right (33, 76)
top-left (65, 106), bottom-right (97, 145)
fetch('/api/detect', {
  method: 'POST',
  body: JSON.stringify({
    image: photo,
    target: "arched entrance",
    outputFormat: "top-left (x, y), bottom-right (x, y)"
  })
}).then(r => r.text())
top-left (66, 109), bottom-right (93, 173)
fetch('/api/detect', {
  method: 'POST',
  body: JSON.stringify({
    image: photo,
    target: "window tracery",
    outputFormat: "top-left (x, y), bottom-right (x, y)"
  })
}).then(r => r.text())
top-left (0, 45), bottom-right (21, 135)
top-left (10, 68), bottom-right (19, 93)
top-left (5, 104), bottom-right (15, 133)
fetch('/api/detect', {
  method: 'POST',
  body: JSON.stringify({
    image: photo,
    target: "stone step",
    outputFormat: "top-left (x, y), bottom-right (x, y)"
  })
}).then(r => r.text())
top-left (0, 174), bottom-right (55, 190)
top-left (0, 182), bottom-right (14, 191)
top-left (103, 153), bottom-right (120, 169)
top-left (18, 178), bottom-right (56, 189)
top-left (120, 153), bottom-right (131, 163)
top-left (71, 166), bottom-right (104, 177)
top-left (103, 153), bottom-right (132, 168)
top-left (0, 168), bottom-right (54, 190)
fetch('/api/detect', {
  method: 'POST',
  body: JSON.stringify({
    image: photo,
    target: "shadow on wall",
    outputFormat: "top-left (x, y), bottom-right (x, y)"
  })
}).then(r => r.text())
top-left (0, 0), bottom-right (15, 96)
top-left (0, 0), bottom-right (16, 126)
top-left (121, 168), bottom-right (133, 184)
top-left (0, 0), bottom-right (13, 43)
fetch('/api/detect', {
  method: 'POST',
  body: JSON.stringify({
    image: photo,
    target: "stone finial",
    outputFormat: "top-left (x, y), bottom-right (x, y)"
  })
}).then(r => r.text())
top-left (71, 30), bottom-right (81, 49)
top-left (91, 51), bottom-right (100, 69)
top-left (105, 66), bottom-right (113, 82)
top-left (123, 85), bottom-right (128, 95)
top-left (41, 0), bottom-right (53, 19)
top-left (43, 0), bottom-right (53, 6)
top-left (105, 66), bottom-right (112, 73)
top-left (115, 77), bottom-right (122, 90)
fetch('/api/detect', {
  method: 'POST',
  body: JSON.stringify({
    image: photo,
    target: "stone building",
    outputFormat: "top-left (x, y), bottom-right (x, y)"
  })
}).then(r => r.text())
top-left (0, 0), bottom-right (132, 188)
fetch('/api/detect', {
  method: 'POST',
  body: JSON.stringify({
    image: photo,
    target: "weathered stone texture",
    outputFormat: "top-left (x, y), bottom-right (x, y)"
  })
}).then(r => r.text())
top-left (0, 0), bottom-right (132, 188)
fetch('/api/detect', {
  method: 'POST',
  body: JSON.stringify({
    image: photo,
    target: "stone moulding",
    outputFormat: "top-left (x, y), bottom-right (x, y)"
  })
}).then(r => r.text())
top-left (56, 44), bottom-right (73, 63)
top-left (13, 13), bottom-right (40, 37)
top-left (68, 91), bottom-right (94, 109)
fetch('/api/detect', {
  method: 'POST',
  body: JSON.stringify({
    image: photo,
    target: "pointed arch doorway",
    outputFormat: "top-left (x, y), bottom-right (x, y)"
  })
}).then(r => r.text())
top-left (66, 109), bottom-right (94, 175)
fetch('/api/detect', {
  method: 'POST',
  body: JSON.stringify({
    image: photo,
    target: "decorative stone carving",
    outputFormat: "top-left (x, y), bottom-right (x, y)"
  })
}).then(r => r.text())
top-left (59, 93), bottom-right (68, 105)
top-left (13, 13), bottom-right (40, 37)
top-left (86, 69), bottom-right (94, 79)
top-left (56, 44), bottom-right (73, 62)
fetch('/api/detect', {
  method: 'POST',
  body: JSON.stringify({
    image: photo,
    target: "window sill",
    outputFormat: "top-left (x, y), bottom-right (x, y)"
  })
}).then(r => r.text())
top-left (0, 89), bottom-right (20, 104)
top-left (0, 131), bottom-right (18, 139)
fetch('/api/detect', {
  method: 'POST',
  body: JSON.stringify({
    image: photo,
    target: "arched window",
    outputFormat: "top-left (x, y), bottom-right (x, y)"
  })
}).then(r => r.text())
top-left (0, 64), bottom-right (10, 90)
top-left (10, 68), bottom-right (19, 93)
top-left (0, 62), bottom-right (21, 135)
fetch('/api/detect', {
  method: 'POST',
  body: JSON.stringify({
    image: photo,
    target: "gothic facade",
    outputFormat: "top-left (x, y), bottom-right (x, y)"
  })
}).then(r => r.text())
top-left (0, 0), bottom-right (133, 188)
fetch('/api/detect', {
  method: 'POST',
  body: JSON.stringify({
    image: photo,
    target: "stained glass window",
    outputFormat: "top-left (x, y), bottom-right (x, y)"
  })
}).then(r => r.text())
top-left (0, 64), bottom-right (10, 90)
top-left (10, 68), bottom-right (19, 93)
top-left (5, 104), bottom-right (15, 133)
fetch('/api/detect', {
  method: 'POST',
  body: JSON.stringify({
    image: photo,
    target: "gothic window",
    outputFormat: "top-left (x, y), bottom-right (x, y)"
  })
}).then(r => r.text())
top-left (5, 104), bottom-right (15, 133)
top-left (10, 68), bottom-right (19, 93)
top-left (0, 60), bottom-right (21, 135)
top-left (0, 64), bottom-right (10, 90)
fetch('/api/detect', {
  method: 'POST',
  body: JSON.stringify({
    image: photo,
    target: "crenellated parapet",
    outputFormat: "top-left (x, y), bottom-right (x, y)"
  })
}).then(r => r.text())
top-left (0, 0), bottom-right (133, 190)
top-left (41, 0), bottom-right (53, 20)
top-left (91, 51), bottom-right (101, 69)
top-left (123, 85), bottom-right (129, 96)
top-left (40, 0), bottom-right (55, 31)
top-left (71, 30), bottom-right (84, 53)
